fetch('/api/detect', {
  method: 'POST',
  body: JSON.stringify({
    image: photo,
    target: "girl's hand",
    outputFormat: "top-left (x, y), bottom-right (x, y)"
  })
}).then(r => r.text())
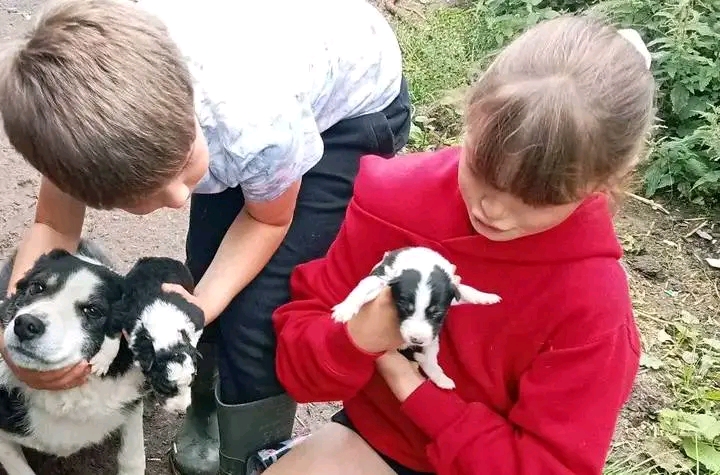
top-left (376, 350), bottom-right (426, 402)
top-left (161, 283), bottom-right (210, 324)
top-left (345, 287), bottom-right (405, 354)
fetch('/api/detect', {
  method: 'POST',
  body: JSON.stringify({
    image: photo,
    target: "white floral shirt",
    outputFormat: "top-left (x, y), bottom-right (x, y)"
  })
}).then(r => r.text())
top-left (137, 0), bottom-right (403, 202)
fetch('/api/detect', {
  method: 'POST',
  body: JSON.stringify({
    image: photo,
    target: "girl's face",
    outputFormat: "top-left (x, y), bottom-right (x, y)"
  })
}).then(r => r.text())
top-left (457, 151), bottom-right (583, 241)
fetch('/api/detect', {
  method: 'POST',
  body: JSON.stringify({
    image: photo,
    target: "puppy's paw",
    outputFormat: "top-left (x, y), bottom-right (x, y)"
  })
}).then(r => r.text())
top-left (430, 373), bottom-right (456, 390)
top-left (455, 284), bottom-right (502, 306)
top-left (162, 386), bottom-right (192, 414)
top-left (331, 300), bottom-right (360, 323)
top-left (473, 292), bottom-right (502, 305)
top-left (89, 336), bottom-right (121, 376)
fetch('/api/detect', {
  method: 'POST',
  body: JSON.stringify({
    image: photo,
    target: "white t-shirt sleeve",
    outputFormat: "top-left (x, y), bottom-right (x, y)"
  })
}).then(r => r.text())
top-left (194, 77), bottom-right (324, 202)
top-left (217, 95), bottom-right (323, 202)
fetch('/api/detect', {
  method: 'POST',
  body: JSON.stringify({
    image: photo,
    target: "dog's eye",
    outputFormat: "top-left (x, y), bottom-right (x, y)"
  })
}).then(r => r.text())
top-left (81, 305), bottom-right (102, 319)
top-left (398, 302), bottom-right (415, 314)
top-left (27, 282), bottom-right (45, 295)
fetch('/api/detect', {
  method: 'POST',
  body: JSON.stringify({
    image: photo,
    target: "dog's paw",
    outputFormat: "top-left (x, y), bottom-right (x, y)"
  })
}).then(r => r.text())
top-left (455, 284), bottom-right (502, 306)
top-left (429, 373), bottom-right (456, 390)
top-left (162, 386), bottom-right (192, 414)
top-left (331, 300), bottom-right (360, 323)
top-left (89, 336), bottom-right (121, 376)
top-left (473, 292), bottom-right (502, 305)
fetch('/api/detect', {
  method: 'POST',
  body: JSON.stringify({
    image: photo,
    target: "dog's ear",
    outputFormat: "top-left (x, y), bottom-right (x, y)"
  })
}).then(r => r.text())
top-left (129, 326), bottom-right (157, 374)
top-left (44, 249), bottom-right (73, 261)
top-left (450, 274), bottom-right (463, 303)
top-left (126, 257), bottom-right (195, 293)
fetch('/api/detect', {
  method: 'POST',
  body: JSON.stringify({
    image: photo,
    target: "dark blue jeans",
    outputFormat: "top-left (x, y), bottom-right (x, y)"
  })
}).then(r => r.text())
top-left (185, 79), bottom-right (411, 405)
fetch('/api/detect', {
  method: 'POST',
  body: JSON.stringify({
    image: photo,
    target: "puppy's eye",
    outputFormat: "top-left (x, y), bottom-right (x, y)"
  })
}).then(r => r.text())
top-left (81, 305), bottom-right (102, 319)
top-left (427, 306), bottom-right (439, 315)
top-left (27, 282), bottom-right (45, 295)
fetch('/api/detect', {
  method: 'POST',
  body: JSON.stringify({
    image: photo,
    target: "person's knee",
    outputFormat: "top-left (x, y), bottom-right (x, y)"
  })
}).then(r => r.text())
top-left (264, 424), bottom-right (397, 475)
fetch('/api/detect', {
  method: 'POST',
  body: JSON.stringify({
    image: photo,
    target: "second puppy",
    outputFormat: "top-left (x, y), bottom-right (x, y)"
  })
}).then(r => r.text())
top-left (332, 246), bottom-right (501, 389)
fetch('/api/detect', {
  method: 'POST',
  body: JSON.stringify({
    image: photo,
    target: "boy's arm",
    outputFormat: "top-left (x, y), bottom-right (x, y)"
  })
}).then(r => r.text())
top-left (7, 177), bottom-right (85, 294)
top-left (1, 177), bottom-right (89, 390)
top-left (192, 181), bottom-right (300, 324)
top-left (187, 77), bottom-right (323, 324)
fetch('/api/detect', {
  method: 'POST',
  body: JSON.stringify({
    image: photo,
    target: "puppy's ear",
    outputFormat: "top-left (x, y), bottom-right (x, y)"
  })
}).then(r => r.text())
top-left (452, 284), bottom-right (463, 303)
top-left (43, 249), bottom-right (73, 261)
top-left (126, 257), bottom-right (195, 292)
top-left (130, 326), bottom-right (157, 374)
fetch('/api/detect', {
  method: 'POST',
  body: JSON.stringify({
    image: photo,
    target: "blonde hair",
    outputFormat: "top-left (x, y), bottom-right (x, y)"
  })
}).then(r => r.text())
top-left (0, 0), bottom-right (195, 208)
top-left (464, 14), bottom-right (656, 206)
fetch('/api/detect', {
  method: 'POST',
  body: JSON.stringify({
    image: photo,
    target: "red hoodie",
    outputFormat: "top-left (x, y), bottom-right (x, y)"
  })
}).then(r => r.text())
top-left (273, 147), bottom-right (641, 475)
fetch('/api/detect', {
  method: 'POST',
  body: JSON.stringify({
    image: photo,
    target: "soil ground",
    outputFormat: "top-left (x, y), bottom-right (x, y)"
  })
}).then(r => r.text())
top-left (0, 1), bottom-right (718, 474)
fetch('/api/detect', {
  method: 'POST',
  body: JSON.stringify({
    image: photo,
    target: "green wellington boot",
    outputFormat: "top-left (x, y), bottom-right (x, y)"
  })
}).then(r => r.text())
top-left (170, 342), bottom-right (220, 475)
top-left (216, 383), bottom-right (298, 475)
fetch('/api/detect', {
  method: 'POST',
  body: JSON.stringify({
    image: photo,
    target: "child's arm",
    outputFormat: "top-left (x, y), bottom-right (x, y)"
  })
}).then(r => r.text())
top-left (1, 177), bottom-right (89, 390)
top-left (271, 162), bottom-right (412, 402)
top-left (192, 181), bottom-right (300, 324)
top-left (7, 178), bottom-right (85, 293)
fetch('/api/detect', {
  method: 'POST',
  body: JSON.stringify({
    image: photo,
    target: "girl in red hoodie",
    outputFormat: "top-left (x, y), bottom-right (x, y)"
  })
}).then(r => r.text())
top-left (268, 14), bottom-right (655, 475)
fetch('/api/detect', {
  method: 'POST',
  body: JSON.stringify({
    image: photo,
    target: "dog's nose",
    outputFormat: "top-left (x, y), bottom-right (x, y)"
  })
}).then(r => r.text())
top-left (410, 336), bottom-right (424, 345)
top-left (14, 314), bottom-right (46, 341)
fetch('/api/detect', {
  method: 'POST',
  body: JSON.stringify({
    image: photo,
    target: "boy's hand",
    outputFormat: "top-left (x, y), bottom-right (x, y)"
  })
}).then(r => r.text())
top-left (346, 287), bottom-right (405, 354)
top-left (161, 283), bottom-right (209, 325)
top-left (0, 335), bottom-right (90, 390)
top-left (376, 350), bottom-right (426, 402)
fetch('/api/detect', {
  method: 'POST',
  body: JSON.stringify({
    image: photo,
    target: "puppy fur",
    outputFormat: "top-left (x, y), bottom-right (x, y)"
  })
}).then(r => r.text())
top-left (0, 240), bottom-right (203, 475)
top-left (332, 246), bottom-right (501, 389)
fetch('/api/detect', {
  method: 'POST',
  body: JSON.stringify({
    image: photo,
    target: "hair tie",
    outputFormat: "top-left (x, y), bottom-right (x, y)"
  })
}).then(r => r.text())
top-left (618, 28), bottom-right (651, 70)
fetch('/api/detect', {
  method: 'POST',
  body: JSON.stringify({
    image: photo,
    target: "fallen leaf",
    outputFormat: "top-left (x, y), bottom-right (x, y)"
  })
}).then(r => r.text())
top-left (699, 354), bottom-right (716, 377)
top-left (697, 230), bottom-right (713, 240)
top-left (657, 328), bottom-right (673, 344)
top-left (703, 338), bottom-right (720, 351)
top-left (682, 351), bottom-right (699, 365)
top-left (640, 353), bottom-right (664, 369)
top-left (681, 310), bottom-right (700, 325)
top-left (706, 257), bottom-right (720, 269)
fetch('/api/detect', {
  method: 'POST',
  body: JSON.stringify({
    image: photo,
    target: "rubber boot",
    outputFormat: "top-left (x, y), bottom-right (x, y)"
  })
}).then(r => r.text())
top-left (216, 383), bottom-right (298, 475)
top-left (170, 341), bottom-right (220, 475)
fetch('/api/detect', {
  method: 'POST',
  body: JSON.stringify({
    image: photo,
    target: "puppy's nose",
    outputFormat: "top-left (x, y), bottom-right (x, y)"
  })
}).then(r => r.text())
top-left (410, 336), bottom-right (424, 345)
top-left (14, 314), bottom-right (46, 341)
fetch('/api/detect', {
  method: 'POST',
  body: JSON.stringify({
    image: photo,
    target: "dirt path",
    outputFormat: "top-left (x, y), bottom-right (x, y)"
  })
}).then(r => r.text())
top-left (0, 1), bottom-right (718, 474)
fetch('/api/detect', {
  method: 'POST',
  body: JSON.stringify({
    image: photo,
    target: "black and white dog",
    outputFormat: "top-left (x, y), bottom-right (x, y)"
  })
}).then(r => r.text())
top-left (332, 246), bottom-right (501, 389)
top-left (0, 240), bottom-right (204, 475)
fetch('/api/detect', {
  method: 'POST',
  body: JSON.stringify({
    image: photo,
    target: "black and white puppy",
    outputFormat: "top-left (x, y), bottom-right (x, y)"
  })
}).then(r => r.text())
top-left (332, 246), bottom-right (501, 389)
top-left (117, 256), bottom-right (204, 413)
top-left (0, 240), bottom-right (203, 475)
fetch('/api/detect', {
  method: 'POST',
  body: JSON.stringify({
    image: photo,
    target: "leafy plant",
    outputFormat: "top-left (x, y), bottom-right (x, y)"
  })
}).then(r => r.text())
top-left (583, 0), bottom-right (720, 204)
